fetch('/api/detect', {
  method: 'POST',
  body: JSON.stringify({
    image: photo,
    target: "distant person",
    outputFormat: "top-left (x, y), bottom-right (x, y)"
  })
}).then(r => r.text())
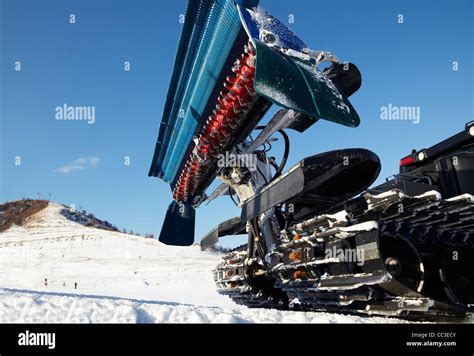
top-left (44, 278), bottom-right (48, 287)
top-left (74, 282), bottom-right (77, 289)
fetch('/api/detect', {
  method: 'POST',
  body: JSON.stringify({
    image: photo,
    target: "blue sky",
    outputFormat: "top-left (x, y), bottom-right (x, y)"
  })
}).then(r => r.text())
top-left (1, 0), bottom-right (472, 246)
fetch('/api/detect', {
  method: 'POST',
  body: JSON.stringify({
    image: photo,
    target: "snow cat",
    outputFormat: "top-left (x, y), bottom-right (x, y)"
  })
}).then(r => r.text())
top-left (149, 0), bottom-right (474, 320)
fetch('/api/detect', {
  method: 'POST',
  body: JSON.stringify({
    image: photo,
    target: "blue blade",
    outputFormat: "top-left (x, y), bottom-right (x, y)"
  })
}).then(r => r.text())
top-left (149, 0), bottom-right (243, 184)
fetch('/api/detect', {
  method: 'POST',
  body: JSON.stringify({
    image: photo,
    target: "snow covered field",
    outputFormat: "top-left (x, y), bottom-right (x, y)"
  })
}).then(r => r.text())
top-left (0, 203), bottom-right (414, 323)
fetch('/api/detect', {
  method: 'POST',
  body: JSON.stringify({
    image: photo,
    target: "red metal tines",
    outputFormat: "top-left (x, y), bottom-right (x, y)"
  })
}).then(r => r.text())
top-left (173, 46), bottom-right (257, 203)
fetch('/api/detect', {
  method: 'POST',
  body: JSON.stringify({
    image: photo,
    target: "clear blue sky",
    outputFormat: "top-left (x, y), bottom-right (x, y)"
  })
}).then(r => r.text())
top-left (1, 0), bottom-right (472, 246)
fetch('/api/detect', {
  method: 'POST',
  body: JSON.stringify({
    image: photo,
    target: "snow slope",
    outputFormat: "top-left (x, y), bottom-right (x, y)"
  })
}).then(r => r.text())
top-left (0, 203), bottom-right (413, 323)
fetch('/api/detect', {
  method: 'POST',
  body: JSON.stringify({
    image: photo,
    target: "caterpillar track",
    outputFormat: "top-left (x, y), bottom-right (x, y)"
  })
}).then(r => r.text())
top-left (214, 190), bottom-right (474, 320)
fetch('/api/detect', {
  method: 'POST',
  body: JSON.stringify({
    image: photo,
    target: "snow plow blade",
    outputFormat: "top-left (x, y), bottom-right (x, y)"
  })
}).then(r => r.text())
top-left (149, 0), bottom-right (362, 245)
top-left (149, 0), bottom-right (361, 200)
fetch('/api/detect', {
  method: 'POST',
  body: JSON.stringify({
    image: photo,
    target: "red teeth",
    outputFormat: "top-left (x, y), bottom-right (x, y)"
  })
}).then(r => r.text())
top-left (173, 46), bottom-right (257, 203)
top-left (226, 75), bottom-right (238, 84)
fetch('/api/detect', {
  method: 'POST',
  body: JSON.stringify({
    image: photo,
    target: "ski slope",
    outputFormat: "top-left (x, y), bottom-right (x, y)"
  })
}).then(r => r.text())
top-left (0, 203), bottom-right (413, 323)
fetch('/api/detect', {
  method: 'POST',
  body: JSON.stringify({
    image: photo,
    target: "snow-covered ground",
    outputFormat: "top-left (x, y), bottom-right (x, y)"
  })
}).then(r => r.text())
top-left (0, 203), bottom-right (414, 323)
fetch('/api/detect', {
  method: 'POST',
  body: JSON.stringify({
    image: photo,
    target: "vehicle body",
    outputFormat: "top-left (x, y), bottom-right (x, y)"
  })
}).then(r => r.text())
top-left (149, 0), bottom-right (474, 319)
